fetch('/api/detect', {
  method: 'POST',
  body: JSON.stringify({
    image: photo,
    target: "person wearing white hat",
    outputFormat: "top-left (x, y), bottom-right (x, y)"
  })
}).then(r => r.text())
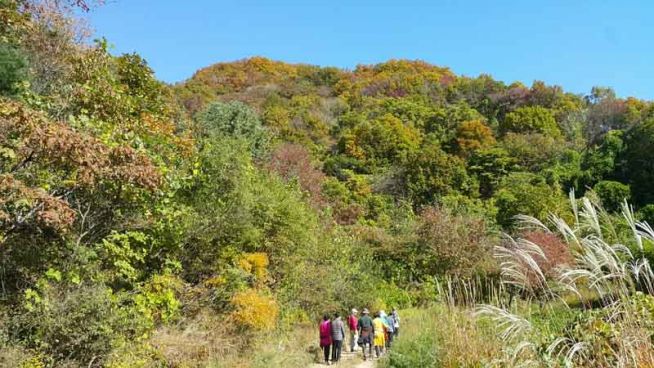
top-left (347, 308), bottom-right (359, 353)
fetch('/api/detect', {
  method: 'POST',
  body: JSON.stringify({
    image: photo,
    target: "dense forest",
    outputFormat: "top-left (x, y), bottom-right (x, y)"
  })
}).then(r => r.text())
top-left (3, 1), bottom-right (654, 367)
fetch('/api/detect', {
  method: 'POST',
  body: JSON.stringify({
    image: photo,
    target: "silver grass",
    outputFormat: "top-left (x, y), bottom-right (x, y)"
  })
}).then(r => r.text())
top-left (478, 193), bottom-right (654, 367)
top-left (494, 237), bottom-right (548, 295)
top-left (474, 304), bottom-right (532, 342)
top-left (508, 341), bottom-right (539, 368)
top-left (564, 341), bottom-right (588, 367)
top-left (637, 220), bottom-right (654, 242)
top-left (579, 197), bottom-right (602, 237)
top-left (622, 200), bottom-right (643, 252)
top-left (548, 213), bottom-right (580, 247)
top-left (545, 337), bottom-right (575, 361)
top-left (514, 214), bottom-right (551, 233)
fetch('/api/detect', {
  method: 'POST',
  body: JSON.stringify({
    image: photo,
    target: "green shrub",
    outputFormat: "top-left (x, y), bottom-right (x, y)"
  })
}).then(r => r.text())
top-left (384, 331), bottom-right (440, 368)
top-left (196, 101), bottom-right (269, 157)
top-left (134, 274), bottom-right (183, 329)
top-left (402, 143), bottom-right (473, 206)
top-left (593, 180), bottom-right (631, 212)
top-left (408, 278), bottom-right (439, 307)
top-left (11, 283), bottom-right (149, 367)
top-left (494, 172), bottom-right (568, 227)
top-left (0, 43), bottom-right (27, 96)
top-left (373, 282), bottom-right (413, 311)
top-left (105, 342), bottom-right (162, 368)
top-left (638, 204), bottom-right (654, 226)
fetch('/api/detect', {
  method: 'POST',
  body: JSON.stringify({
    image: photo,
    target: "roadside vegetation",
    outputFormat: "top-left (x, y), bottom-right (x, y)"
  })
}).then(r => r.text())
top-left (385, 195), bottom-right (654, 367)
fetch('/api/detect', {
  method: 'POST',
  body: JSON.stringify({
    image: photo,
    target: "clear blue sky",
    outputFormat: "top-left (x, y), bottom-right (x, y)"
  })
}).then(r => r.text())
top-left (86, 0), bottom-right (654, 99)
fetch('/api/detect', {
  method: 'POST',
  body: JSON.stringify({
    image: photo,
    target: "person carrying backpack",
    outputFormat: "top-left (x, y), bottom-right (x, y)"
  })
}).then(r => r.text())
top-left (357, 308), bottom-right (374, 361)
top-left (381, 310), bottom-right (394, 349)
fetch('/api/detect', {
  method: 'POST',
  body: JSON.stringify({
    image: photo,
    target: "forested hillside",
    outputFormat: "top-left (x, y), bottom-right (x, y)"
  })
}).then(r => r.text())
top-left (3, 1), bottom-right (654, 367)
top-left (176, 56), bottom-right (654, 221)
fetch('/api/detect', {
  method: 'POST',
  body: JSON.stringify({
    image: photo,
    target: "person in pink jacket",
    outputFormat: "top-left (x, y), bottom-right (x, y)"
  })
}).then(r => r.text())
top-left (319, 314), bottom-right (332, 365)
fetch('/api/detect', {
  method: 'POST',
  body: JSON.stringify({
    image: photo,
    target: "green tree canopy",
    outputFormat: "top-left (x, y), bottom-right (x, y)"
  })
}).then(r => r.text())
top-left (339, 113), bottom-right (421, 167)
top-left (0, 43), bottom-right (27, 96)
top-left (493, 172), bottom-right (567, 227)
top-left (621, 118), bottom-right (654, 205)
top-left (593, 180), bottom-right (631, 212)
top-left (500, 106), bottom-right (561, 138)
top-left (196, 101), bottom-right (269, 157)
top-left (401, 142), bottom-right (472, 207)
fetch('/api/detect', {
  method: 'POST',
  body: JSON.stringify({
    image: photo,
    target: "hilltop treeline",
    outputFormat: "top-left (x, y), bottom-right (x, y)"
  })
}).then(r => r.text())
top-left (177, 56), bottom-right (654, 220)
top-left (2, 1), bottom-right (654, 366)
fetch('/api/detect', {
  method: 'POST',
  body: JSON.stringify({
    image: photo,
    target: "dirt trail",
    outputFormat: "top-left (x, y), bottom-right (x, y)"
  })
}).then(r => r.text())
top-left (309, 349), bottom-right (379, 368)
top-left (352, 358), bottom-right (375, 368)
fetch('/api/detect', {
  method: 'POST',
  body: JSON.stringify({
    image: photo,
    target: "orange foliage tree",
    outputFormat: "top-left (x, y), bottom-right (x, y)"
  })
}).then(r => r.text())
top-left (455, 119), bottom-right (496, 156)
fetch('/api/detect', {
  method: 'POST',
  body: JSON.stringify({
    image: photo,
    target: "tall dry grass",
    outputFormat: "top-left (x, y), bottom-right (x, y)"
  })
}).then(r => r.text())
top-left (386, 193), bottom-right (654, 368)
top-left (477, 194), bottom-right (654, 367)
top-left (113, 310), bottom-right (318, 368)
top-left (381, 307), bottom-right (504, 368)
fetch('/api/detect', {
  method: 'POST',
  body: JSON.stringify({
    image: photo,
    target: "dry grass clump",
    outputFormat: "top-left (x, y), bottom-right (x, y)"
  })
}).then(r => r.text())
top-left (146, 310), bottom-right (315, 368)
top-left (149, 312), bottom-right (241, 367)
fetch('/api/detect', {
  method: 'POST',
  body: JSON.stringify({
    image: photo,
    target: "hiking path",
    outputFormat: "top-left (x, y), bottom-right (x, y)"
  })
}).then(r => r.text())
top-left (309, 348), bottom-right (378, 368)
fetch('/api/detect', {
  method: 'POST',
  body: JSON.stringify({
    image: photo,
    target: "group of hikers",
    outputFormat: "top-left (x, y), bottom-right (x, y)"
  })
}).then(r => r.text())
top-left (319, 307), bottom-right (400, 365)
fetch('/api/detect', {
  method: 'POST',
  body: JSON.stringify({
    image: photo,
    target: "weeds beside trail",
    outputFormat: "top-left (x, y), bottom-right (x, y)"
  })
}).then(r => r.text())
top-left (384, 196), bottom-right (654, 368)
top-left (380, 307), bottom-right (503, 368)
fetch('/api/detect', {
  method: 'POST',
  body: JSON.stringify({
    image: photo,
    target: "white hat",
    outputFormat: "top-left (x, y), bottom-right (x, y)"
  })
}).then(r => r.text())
top-left (351, 308), bottom-right (358, 314)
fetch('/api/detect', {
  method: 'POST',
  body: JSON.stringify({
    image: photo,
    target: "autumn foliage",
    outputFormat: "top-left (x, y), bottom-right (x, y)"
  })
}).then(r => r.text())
top-left (5, 1), bottom-right (654, 366)
top-left (266, 143), bottom-right (325, 206)
top-left (0, 99), bottom-right (161, 190)
top-left (456, 119), bottom-right (496, 156)
top-left (230, 289), bottom-right (279, 332)
top-left (521, 230), bottom-right (573, 278)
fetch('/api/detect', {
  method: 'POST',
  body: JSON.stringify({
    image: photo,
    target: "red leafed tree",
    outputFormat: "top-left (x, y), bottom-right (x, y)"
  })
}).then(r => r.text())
top-left (521, 230), bottom-right (573, 278)
top-left (266, 143), bottom-right (325, 206)
top-left (0, 99), bottom-right (161, 238)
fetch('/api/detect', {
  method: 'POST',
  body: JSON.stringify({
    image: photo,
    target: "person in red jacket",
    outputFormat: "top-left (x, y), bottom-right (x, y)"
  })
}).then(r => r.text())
top-left (348, 308), bottom-right (358, 353)
top-left (319, 314), bottom-right (332, 365)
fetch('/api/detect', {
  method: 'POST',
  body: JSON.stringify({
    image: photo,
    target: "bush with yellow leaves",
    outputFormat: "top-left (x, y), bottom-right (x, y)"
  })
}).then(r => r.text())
top-left (237, 252), bottom-right (270, 286)
top-left (230, 289), bottom-right (279, 332)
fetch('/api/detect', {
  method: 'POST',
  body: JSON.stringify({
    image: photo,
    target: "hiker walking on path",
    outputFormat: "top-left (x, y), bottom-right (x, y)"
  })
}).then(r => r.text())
top-left (372, 312), bottom-right (387, 358)
top-left (348, 309), bottom-right (359, 353)
top-left (319, 314), bottom-right (332, 365)
top-left (357, 308), bottom-right (374, 361)
top-left (381, 310), bottom-right (394, 350)
top-left (392, 308), bottom-right (400, 337)
top-left (331, 312), bottom-right (345, 363)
